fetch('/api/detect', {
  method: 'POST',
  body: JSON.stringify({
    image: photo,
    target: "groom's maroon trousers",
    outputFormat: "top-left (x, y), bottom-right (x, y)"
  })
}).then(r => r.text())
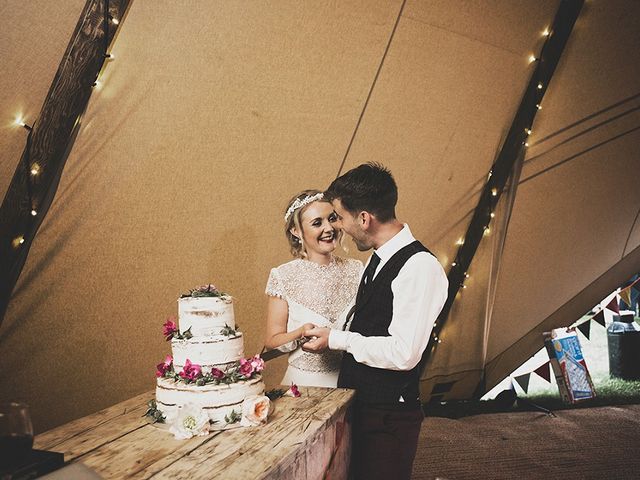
top-left (350, 403), bottom-right (424, 480)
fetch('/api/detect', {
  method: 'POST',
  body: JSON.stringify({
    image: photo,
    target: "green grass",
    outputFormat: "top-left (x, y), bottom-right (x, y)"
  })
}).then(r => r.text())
top-left (523, 377), bottom-right (640, 411)
top-left (424, 315), bottom-right (640, 418)
top-left (424, 377), bottom-right (640, 418)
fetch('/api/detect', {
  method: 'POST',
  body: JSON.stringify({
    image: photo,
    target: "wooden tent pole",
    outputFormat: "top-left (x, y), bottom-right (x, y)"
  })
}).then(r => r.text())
top-left (0, 0), bottom-right (130, 327)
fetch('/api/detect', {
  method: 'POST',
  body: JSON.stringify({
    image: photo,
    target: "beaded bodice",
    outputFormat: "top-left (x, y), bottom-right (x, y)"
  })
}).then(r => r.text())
top-left (266, 256), bottom-right (362, 323)
top-left (266, 256), bottom-right (363, 376)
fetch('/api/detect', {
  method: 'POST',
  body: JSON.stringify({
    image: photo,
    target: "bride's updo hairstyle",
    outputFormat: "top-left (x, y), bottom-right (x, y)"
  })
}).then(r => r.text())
top-left (284, 189), bottom-right (328, 258)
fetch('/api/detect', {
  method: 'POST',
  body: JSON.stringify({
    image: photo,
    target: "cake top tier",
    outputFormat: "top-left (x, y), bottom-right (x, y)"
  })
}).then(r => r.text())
top-left (180, 284), bottom-right (229, 299)
top-left (177, 284), bottom-right (235, 335)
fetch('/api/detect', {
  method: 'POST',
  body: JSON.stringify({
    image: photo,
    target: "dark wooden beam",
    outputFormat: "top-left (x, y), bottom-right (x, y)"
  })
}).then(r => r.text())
top-left (0, 0), bottom-right (131, 326)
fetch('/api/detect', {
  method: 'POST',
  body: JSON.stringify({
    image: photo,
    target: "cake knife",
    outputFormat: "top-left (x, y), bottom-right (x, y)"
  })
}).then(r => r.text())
top-left (261, 336), bottom-right (312, 362)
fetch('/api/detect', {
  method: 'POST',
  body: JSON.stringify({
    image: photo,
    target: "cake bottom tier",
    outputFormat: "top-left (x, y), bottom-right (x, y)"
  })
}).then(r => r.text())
top-left (156, 376), bottom-right (265, 425)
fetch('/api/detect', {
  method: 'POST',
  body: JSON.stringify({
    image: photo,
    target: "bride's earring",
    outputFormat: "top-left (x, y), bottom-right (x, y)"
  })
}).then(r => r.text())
top-left (299, 237), bottom-right (307, 257)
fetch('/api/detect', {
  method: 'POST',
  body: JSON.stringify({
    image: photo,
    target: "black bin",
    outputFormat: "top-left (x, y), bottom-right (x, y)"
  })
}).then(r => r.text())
top-left (607, 312), bottom-right (640, 380)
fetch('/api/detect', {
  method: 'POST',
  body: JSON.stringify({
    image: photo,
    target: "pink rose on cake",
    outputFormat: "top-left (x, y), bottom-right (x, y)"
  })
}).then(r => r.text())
top-left (210, 367), bottom-right (225, 380)
top-left (162, 317), bottom-right (178, 341)
top-left (179, 359), bottom-right (202, 382)
top-left (250, 354), bottom-right (265, 373)
top-left (238, 357), bottom-right (254, 377)
top-left (169, 404), bottom-right (210, 440)
top-left (238, 355), bottom-right (264, 379)
top-left (156, 355), bottom-right (173, 377)
top-left (240, 395), bottom-right (271, 427)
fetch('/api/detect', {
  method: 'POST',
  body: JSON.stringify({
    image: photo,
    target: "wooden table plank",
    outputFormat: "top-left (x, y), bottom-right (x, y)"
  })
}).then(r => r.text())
top-left (34, 386), bottom-right (354, 479)
top-left (34, 391), bottom-right (151, 454)
top-left (78, 424), bottom-right (224, 479)
top-left (153, 388), bottom-right (352, 479)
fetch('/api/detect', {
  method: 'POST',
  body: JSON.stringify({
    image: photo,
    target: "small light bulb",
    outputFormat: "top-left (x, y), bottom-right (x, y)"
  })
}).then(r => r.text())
top-left (537, 83), bottom-right (543, 90)
top-left (536, 104), bottom-right (542, 110)
top-left (462, 284), bottom-right (467, 289)
top-left (465, 273), bottom-right (470, 278)
top-left (543, 28), bottom-right (550, 36)
top-left (526, 128), bottom-right (532, 135)
top-left (12, 236), bottom-right (25, 248)
top-left (31, 209), bottom-right (37, 216)
top-left (491, 188), bottom-right (498, 196)
top-left (30, 163), bottom-right (40, 176)
top-left (456, 238), bottom-right (464, 245)
top-left (14, 116), bottom-right (32, 130)
top-left (451, 262), bottom-right (457, 266)
top-left (528, 55), bottom-right (537, 63)
top-left (524, 142), bottom-right (529, 147)
top-left (438, 339), bottom-right (442, 343)
top-left (490, 212), bottom-right (495, 218)
top-left (434, 336), bottom-right (438, 341)
top-left (484, 227), bottom-right (490, 235)
top-left (111, 17), bottom-right (119, 25)
top-left (92, 80), bottom-right (100, 88)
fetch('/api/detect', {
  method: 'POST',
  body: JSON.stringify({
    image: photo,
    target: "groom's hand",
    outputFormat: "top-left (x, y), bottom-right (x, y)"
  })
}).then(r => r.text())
top-left (302, 327), bottom-right (330, 353)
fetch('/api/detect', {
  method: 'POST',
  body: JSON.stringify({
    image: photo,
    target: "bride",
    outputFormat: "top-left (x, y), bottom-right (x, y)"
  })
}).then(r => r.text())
top-left (264, 189), bottom-right (362, 387)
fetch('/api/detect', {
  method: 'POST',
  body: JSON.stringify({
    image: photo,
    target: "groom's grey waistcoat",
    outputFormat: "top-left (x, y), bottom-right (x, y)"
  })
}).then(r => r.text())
top-left (338, 240), bottom-right (433, 406)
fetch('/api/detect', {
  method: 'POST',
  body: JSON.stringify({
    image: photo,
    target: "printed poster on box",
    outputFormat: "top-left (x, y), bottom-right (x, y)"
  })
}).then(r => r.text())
top-left (544, 328), bottom-right (596, 403)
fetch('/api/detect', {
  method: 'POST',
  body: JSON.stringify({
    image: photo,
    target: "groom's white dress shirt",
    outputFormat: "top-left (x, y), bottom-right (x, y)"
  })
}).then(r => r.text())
top-left (328, 224), bottom-right (448, 371)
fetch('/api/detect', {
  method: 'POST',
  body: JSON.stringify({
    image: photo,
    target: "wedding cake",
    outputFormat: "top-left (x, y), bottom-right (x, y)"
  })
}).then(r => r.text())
top-left (154, 285), bottom-right (265, 427)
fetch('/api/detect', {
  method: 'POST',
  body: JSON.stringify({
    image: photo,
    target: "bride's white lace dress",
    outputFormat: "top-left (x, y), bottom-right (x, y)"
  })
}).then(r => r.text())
top-left (265, 256), bottom-right (362, 387)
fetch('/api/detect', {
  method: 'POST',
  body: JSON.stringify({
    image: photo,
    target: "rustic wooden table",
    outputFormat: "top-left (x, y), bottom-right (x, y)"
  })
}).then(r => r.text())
top-left (34, 387), bottom-right (354, 479)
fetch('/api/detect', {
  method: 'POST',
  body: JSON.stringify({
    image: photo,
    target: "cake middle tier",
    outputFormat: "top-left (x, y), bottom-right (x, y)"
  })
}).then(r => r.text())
top-left (172, 334), bottom-right (244, 372)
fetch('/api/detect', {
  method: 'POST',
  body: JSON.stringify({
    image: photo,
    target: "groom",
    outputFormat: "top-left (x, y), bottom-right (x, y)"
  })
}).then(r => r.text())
top-left (303, 162), bottom-right (448, 480)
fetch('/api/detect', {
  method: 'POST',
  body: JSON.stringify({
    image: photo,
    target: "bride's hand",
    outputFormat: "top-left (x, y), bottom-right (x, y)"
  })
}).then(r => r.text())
top-left (302, 327), bottom-right (330, 353)
top-left (300, 323), bottom-right (316, 338)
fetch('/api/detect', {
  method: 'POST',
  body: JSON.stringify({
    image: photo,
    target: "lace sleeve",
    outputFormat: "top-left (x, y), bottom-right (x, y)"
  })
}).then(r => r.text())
top-left (265, 268), bottom-right (286, 299)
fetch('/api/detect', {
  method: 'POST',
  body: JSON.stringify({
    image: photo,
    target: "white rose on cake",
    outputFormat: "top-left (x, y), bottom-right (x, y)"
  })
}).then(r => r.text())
top-left (169, 404), bottom-right (210, 439)
top-left (240, 395), bottom-right (271, 427)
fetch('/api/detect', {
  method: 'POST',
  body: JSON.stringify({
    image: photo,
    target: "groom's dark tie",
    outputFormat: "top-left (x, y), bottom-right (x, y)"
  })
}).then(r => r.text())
top-left (345, 253), bottom-right (382, 331)
top-left (360, 253), bottom-right (381, 294)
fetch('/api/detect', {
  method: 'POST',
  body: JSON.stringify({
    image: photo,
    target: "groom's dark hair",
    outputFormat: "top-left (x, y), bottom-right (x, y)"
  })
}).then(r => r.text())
top-left (325, 162), bottom-right (397, 223)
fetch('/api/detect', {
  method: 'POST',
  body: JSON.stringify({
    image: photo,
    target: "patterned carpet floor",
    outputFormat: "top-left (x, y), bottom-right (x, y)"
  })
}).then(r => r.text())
top-left (412, 404), bottom-right (640, 479)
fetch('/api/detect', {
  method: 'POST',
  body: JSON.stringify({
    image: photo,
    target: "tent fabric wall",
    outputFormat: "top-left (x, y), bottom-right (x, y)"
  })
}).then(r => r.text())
top-left (422, 0), bottom-right (640, 397)
top-left (1, 0), bottom-right (403, 433)
top-left (481, 0), bottom-right (640, 392)
top-left (1, 0), bottom-right (638, 433)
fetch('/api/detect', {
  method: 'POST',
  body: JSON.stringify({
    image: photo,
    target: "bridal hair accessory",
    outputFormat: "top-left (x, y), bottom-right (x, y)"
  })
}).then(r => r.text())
top-left (284, 192), bottom-right (324, 222)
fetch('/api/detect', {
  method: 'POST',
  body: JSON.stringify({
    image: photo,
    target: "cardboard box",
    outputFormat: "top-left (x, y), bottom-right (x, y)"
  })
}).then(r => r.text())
top-left (543, 328), bottom-right (596, 403)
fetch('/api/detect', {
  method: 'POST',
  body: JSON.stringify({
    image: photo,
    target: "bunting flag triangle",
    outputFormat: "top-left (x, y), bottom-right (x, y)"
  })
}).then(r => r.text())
top-left (514, 373), bottom-right (530, 393)
top-left (533, 362), bottom-right (551, 383)
top-left (577, 320), bottom-right (591, 339)
top-left (619, 288), bottom-right (632, 309)
top-left (593, 310), bottom-right (606, 327)
top-left (605, 297), bottom-right (619, 314)
top-left (631, 285), bottom-right (640, 306)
